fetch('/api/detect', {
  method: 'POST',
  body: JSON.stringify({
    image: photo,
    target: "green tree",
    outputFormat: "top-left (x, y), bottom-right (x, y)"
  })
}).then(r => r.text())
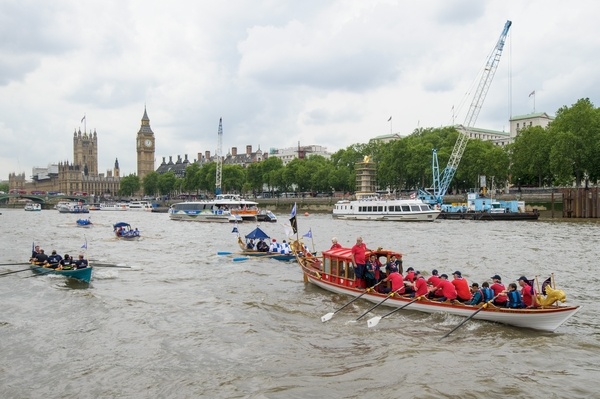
top-left (119, 174), bottom-right (140, 196)
top-left (547, 98), bottom-right (600, 186)
top-left (222, 164), bottom-right (245, 193)
top-left (0, 182), bottom-right (8, 193)
top-left (509, 126), bottom-right (552, 186)
top-left (143, 172), bottom-right (160, 197)
top-left (157, 171), bottom-right (177, 196)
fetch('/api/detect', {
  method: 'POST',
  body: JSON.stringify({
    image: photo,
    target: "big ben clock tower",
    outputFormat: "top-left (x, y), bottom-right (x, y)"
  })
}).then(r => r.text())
top-left (136, 107), bottom-right (155, 181)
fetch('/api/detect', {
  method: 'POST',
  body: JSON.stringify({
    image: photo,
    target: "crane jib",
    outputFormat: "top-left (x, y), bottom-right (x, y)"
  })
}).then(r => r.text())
top-left (423, 20), bottom-right (512, 204)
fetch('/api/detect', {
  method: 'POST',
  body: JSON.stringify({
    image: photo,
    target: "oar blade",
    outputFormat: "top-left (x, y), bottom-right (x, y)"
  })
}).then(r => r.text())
top-left (217, 251), bottom-right (232, 255)
top-left (367, 316), bottom-right (382, 328)
top-left (233, 257), bottom-right (248, 262)
top-left (321, 312), bottom-right (334, 323)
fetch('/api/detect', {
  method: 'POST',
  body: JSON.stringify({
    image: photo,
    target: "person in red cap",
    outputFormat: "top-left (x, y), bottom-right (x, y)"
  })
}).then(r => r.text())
top-left (490, 275), bottom-right (508, 306)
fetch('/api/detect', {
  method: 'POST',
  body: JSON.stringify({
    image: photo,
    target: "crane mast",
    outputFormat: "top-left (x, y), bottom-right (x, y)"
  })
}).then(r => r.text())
top-left (215, 118), bottom-right (223, 196)
top-left (433, 20), bottom-right (512, 202)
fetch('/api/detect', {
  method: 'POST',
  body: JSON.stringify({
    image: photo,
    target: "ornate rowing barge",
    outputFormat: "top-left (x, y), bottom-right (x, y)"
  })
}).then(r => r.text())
top-left (297, 247), bottom-right (580, 332)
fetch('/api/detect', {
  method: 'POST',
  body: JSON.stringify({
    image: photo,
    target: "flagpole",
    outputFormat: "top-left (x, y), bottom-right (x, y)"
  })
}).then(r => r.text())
top-left (310, 230), bottom-right (315, 254)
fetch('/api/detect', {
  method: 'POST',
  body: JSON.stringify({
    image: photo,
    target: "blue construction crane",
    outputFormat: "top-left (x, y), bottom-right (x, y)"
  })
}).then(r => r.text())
top-left (419, 20), bottom-right (512, 205)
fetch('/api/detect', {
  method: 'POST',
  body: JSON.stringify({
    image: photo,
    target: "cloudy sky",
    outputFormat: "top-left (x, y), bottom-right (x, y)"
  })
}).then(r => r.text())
top-left (1, 0), bottom-right (597, 180)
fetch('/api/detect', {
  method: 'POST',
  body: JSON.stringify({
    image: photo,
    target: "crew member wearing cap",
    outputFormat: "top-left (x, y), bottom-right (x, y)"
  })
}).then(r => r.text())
top-left (518, 276), bottom-right (538, 308)
top-left (451, 271), bottom-right (472, 302)
top-left (411, 271), bottom-right (429, 298)
top-left (430, 273), bottom-right (457, 301)
top-left (427, 269), bottom-right (441, 287)
top-left (382, 266), bottom-right (403, 294)
top-left (490, 275), bottom-right (508, 306)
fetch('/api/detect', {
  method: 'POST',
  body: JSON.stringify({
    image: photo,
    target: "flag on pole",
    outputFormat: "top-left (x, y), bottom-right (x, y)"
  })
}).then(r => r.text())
top-left (282, 223), bottom-right (293, 238)
top-left (289, 203), bottom-right (297, 234)
top-left (410, 192), bottom-right (417, 199)
top-left (81, 115), bottom-right (86, 123)
top-left (387, 116), bottom-right (392, 122)
top-left (529, 90), bottom-right (535, 97)
top-left (303, 228), bottom-right (312, 239)
top-left (81, 239), bottom-right (87, 249)
top-left (231, 224), bottom-right (239, 234)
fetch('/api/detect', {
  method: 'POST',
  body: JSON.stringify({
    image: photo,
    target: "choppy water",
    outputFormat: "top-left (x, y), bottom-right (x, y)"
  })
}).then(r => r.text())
top-left (0, 209), bottom-right (598, 399)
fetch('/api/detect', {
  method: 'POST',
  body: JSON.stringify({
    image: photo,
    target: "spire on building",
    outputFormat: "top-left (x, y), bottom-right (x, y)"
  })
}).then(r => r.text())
top-left (138, 106), bottom-right (154, 134)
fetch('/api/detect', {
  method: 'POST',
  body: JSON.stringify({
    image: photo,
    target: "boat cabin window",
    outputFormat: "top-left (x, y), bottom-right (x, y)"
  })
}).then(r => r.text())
top-left (410, 205), bottom-right (421, 212)
top-left (420, 205), bottom-right (431, 211)
top-left (401, 205), bottom-right (410, 212)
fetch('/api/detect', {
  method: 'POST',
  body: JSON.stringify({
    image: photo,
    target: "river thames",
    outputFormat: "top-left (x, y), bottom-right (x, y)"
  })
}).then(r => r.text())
top-left (0, 208), bottom-right (598, 398)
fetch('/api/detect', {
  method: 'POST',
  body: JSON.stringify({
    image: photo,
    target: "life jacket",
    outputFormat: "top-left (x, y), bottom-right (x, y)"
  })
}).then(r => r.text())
top-left (482, 287), bottom-right (495, 302)
top-left (507, 291), bottom-right (523, 308)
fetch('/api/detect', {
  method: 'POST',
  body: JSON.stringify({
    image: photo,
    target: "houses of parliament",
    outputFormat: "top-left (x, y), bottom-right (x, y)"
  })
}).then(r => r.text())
top-left (8, 108), bottom-right (156, 197)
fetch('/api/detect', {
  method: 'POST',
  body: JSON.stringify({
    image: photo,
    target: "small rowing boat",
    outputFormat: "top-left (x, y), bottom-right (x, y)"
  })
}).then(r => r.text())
top-left (235, 226), bottom-right (296, 262)
top-left (30, 263), bottom-right (93, 283)
top-left (297, 247), bottom-right (580, 332)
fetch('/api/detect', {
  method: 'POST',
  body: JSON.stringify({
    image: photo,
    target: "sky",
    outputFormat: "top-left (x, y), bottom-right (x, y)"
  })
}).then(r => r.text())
top-left (1, 0), bottom-right (598, 180)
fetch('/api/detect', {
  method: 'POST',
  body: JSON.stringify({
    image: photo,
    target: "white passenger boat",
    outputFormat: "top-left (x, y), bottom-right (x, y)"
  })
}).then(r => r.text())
top-left (127, 201), bottom-right (153, 211)
top-left (333, 197), bottom-right (440, 222)
top-left (57, 201), bottom-right (89, 214)
top-left (169, 194), bottom-right (259, 223)
top-left (24, 202), bottom-right (42, 211)
top-left (99, 202), bottom-right (129, 211)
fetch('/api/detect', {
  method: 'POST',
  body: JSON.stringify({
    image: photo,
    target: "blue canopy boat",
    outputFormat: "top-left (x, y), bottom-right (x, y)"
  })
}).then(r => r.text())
top-left (30, 263), bottom-right (93, 283)
top-left (113, 222), bottom-right (141, 239)
top-left (76, 218), bottom-right (93, 227)
top-left (236, 226), bottom-right (296, 262)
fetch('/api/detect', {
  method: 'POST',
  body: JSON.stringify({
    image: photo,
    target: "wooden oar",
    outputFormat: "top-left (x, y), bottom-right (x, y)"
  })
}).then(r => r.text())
top-left (354, 288), bottom-right (401, 322)
top-left (440, 295), bottom-right (499, 339)
top-left (0, 262), bottom-right (33, 267)
top-left (321, 281), bottom-right (383, 322)
top-left (0, 266), bottom-right (41, 276)
top-left (367, 295), bottom-right (424, 328)
top-left (92, 263), bottom-right (132, 269)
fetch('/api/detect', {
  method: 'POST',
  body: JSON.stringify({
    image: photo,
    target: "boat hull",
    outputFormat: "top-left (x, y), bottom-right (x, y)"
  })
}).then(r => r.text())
top-left (438, 211), bottom-right (539, 221)
top-left (297, 252), bottom-right (579, 332)
top-left (241, 251), bottom-right (296, 262)
top-left (332, 213), bottom-right (438, 221)
top-left (30, 265), bottom-right (93, 283)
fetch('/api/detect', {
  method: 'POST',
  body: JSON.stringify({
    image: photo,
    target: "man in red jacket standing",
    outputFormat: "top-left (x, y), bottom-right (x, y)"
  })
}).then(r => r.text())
top-left (351, 236), bottom-right (367, 289)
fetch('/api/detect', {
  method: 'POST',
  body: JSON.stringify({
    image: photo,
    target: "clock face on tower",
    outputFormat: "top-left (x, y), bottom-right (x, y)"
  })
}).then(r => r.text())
top-left (144, 139), bottom-right (152, 147)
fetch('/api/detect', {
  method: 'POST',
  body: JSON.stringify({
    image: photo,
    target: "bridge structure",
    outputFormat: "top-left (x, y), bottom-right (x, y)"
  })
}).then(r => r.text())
top-left (0, 194), bottom-right (90, 205)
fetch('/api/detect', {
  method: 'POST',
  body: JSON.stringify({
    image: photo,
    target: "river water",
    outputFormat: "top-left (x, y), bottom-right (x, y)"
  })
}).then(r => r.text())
top-left (0, 208), bottom-right (598, 399)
